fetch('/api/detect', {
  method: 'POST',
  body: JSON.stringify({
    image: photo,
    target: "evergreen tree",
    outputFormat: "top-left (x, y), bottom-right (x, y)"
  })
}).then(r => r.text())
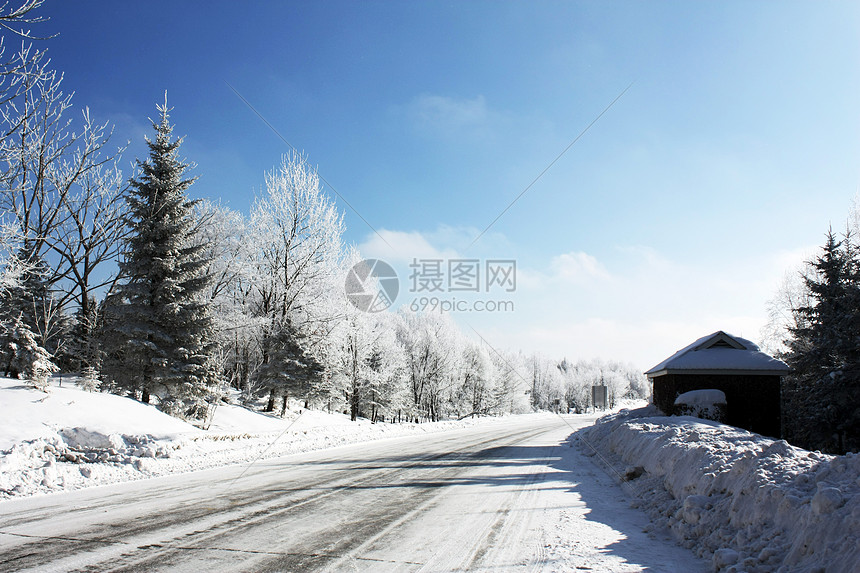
top-left (784, 229), bottom-right (860, 453)
top-left (107, 97), bottom-right (218, 419)
top-left (258, 318), bottom-right (323, 415)
top-left (835, 230), bottom-right (860, 452)
top-left (787, 230), bottom-right (849, 378)
top-left (0, 250), bottom-right (51, 376)
top-left (9, 315), bottom-right (57, 390)
top-left (68, 296), bottom-right (100, 371)
top-left (79, 364), bottom-right (99, 392)
top-left (68, 296), bottom-right (104, 390)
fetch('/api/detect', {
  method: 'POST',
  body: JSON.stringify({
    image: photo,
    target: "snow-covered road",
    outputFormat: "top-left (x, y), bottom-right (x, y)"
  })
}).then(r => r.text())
top-left (0, 415), bottom-right (704, 572)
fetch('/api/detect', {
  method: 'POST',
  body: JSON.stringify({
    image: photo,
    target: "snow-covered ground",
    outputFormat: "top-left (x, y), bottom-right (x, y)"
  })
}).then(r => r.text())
top-left (4, 377), bottom-right (856, 572)
top-left (578, 406), bottom-right (860, 573)
top-left (1, 412), bottom-right (705, 572)
top-left (0, 377), bottom-right (494, 499)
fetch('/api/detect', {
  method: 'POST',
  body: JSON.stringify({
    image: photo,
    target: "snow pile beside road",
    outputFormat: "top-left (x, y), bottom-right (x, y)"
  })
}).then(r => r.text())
top-left (0, 377), bottom-right (196, 451)
top-left (0, 416), bottom-right (487, 500)
top-left (0, 377), bottom-right (499, 500)
top-left (578, 407), bottom-right (860, 573)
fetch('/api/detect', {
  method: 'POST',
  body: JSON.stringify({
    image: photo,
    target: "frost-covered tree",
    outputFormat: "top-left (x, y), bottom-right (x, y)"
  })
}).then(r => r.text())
top-left (239, 153), bottom-right (345, 405)
top-left (529, 353), bottom-right (564, 411)
top-left (453, 341), bottom-right (496, 417)
top-left (330, 309), bottom-right (377, 421)
top-left (488, 348), bottom-right (530, 415)
top-left (105, 98), bottom-right (217, 419)
top-left (0, 2), bottom-right (48, 46)
top-left (396, 310), bottom-right (460, 421)
top-left (9, 315), bottom-right (57, 389)
top-left (250, 152), bottom-right (343, 330)
top-left (47, 159), bottom-right (128, 346)
top-left (322, 251), bottom-right (398, 422)
top-left (558, 358), bottom-right (590, 413)
top-left (602, 370), bottom-right (628, 409)
top-left (189, 200), bottom-right (263, 395)
top-left (760, 269), bottom-right (812, 357)
top-left (365, 314), bottom-right (408, 422)
top-left (0, 6), bottom-right (124, 374)
top-left (0, 249), bottom-right (57, 372)
top-left (0, 46), bottom-right (120, 291)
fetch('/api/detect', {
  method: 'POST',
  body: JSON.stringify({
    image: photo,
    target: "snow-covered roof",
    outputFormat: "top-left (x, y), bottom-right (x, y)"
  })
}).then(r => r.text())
top-left (645, 331), bottom-right (790, 377)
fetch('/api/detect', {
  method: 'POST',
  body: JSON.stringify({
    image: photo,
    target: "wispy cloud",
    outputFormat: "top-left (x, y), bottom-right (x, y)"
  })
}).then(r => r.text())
top-left (550, 251), bottom-right (612, 283)
top-left (517, 251), bottom-right (612, 290)
top-left (400, 94), bottom-right (504, 140)
top-left (357, 224), bottom-right (513, 262)
top-left (412, 93), bottom-right (486, 124)
top-left (357, 228), bottom-right (459, 264)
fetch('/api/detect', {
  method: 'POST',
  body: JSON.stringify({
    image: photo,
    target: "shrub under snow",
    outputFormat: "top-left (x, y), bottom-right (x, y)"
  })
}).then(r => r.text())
top-left (674, 389), bottom-right (727, 423)
top-left (578, 407), bottom-right (860, 573)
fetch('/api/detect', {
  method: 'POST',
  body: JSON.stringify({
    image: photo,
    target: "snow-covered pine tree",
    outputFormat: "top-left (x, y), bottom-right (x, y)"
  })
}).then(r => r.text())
top-left (9, 315), bottom-right (58, 390)
top-left (107, 96), bottom-right (218, 419)
top-left (258, 317), bottom-right (323, 416)
top-left (70, 295), bottom-right (103, 391)
top-left (0, 250), bottom-right (49, 359)
top-left (79, 364), bottom-right (99, 392)
top-left (68, 296), bottom-right (100, 372)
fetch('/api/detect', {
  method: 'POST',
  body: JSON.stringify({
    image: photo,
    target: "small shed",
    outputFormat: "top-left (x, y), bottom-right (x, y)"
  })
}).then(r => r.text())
top-left (645, 331), bottom-right (789, 438)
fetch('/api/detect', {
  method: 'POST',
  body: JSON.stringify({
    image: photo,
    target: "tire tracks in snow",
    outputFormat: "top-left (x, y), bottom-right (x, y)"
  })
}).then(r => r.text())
top-left (0, 423), bottom-right (558, 572)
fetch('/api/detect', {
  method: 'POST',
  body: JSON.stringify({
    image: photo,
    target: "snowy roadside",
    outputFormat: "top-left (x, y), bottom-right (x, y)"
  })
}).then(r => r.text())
top-left (577, 407), bottom-right (860, 573)
top-left (0, 377), bottom-right (510, 500)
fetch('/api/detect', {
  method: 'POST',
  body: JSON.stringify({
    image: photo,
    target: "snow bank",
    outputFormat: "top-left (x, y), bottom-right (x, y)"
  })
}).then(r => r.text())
top-left (577, 407), bottom-right (860, 573)
top-left (0, 415), bottom-right (491, 499)
top-left (0, 377), bottom-right (503, 500)
top-left (0, 377), bottom-right (196, 450)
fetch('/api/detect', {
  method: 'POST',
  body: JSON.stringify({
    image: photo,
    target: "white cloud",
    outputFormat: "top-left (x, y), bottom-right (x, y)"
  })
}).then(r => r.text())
top-left (550, 251), bottom-right (611, 283)
top-left (357, 228), bottom-right (459, 264)
top-left (411, 94), bottom-right (487, 126)
top-left (356, 224), bottom-right (514, 263)
top-left (400, 94), bottom-right (508, 141)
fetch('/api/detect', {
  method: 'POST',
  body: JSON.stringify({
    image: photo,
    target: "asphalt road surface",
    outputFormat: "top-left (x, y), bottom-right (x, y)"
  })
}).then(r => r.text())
top-left (0, 415), bottom-right (704, 572)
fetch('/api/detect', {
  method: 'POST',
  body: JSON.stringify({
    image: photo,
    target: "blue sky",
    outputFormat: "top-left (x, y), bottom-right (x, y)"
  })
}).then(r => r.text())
top-left (42, 1), bottom-right (860, 367)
